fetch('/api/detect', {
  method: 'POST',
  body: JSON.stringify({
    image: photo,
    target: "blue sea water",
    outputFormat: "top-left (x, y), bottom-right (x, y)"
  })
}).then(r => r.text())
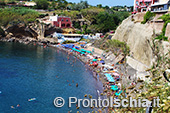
top-left (0, 42), bottom-right (103, 113)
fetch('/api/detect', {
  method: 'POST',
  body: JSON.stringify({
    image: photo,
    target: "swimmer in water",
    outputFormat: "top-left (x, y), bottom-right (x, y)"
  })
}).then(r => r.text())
top-left (17, 104), bottom-right (20, 107)
top-left (67, 80), bottom-right (69, 82)
top-left (72, 80), bottom-right (74, 83)
top-left (76, 83), bottom-right (78, 87)
top-left (56, 75), bottom-right (58, 78)
top-left (69, 84), bottom-right (71, 86)
top-left (11, 106), bottom-right (15, 109)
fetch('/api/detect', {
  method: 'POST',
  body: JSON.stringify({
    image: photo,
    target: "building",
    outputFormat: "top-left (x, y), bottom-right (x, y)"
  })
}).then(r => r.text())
top-left (24, 2), bottom-right (36, 7)
top-left (62, 34), bottom-right (83, 42)
top-left (151, 0), bottom-right (170, 12)
top-left (53, 33), bottom-right (83, 43)
top-left (133, 0), bottom-right (152, 13)
top-left (44, 15), bottom-right (72, 28)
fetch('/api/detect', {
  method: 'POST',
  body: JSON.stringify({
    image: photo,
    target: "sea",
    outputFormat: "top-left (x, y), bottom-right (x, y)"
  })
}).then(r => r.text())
top-left (0, 42), bottom-right (104, 113)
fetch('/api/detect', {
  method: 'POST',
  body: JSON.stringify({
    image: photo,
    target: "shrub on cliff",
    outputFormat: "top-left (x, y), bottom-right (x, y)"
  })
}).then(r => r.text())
top-left (141, 11), bottom-right (155, 24)
top-left (155, 14), bottom-right (170, 41)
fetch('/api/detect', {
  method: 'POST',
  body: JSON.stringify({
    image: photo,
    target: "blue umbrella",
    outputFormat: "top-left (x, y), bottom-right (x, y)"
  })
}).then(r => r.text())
top-left (100, 60), bottom-right (105, 64)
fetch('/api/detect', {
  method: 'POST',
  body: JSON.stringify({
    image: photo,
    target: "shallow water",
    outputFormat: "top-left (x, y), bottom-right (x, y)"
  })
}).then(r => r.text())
top-left (0, 42), bottom-right (103, 113)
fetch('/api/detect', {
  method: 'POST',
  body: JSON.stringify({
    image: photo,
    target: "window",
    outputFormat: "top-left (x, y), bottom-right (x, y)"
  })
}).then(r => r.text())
top-left (61, 24), bottom-right (65, 27)
top-left (66, 19), bottom-right (68, 22)
top-left (61, 19), bottom-right (64, 21)
top-left (66, 24), bottom-right (70, 27)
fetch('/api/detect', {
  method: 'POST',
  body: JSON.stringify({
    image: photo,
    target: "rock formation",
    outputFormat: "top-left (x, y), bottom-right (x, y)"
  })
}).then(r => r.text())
top-left (112, 13), bottom-right (170, 70)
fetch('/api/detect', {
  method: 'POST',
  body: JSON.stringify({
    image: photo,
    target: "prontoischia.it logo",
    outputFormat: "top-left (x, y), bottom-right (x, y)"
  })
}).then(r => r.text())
top-left (54, 97), bottom-right (160, 108)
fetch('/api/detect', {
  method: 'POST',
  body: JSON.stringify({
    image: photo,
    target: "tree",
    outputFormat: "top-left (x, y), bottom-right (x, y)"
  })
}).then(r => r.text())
top-left (34, 0), bottom-right (49, 10)
top-left (97, 4), bottom-right (102, 8)
top-left (56, 0), bottom-right (68, 9)
top-left (104, 5), bottom-right (110, 9)
top-left (96, 12), bottom-right (119, 32)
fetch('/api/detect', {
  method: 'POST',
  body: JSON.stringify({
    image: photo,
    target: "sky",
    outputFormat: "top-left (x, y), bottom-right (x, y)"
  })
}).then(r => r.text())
top-left (67, 0), bottom-right (134, 7)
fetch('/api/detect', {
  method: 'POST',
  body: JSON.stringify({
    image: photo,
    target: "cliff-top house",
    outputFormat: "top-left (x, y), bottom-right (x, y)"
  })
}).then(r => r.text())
top-left (133, 0), bottom-right (170, 13)
top-left (43, 15), bottom-right (72, 28)
top-left (151, 0), bottom-right (170, 13)
top-left (133, 0), bottom-right (152, 13)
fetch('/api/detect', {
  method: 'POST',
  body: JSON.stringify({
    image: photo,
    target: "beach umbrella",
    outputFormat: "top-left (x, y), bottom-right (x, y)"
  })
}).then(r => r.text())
top-left (92, 62), bottom-right (98, 66)
top-left (113, 73), bottom-right (119, 76)
top-left (81, 52), bottom-right (85, 54)
top-left (100, 60), bottom-right (105, 64)
top-left (98, 58), bottom-right (102, 61)
top-left (111, 85), bottom-right (118, 91)
top-left (92, 59), bottom-right (97, 62)
top-left (115, 90), bottom-right (122, 96)
top-left (75, 46), bottom-right (80, 49)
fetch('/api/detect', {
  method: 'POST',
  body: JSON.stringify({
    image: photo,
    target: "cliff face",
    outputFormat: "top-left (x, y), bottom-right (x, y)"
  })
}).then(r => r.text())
top-left (4, 22), bottom-right (62, 39)
top-left (112, 13), bottom-right (170, 68)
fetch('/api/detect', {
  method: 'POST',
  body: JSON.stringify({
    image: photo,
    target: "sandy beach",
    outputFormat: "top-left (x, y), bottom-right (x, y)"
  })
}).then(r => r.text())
top-left (50, 43), bottom-right (138, 112)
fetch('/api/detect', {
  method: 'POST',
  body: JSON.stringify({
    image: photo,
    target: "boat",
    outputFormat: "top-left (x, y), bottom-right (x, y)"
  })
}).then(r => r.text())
top-left (28, 98), bottom-right (36, 101)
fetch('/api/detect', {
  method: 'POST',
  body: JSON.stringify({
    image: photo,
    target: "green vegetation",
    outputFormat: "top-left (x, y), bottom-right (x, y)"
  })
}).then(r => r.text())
top-left (105, 39), bottom-right (130, 55)
top-left (93, 36), bottom-right (130, 56)
top-left (0, 0), bottom-right (131, 33)
top-left (0, 7), bottom-right (39, 27)
top-left (34, 0), bottom-right (49, 10)
top-left (141, 11), bottom-right (155, 24)
top-left (155, 14), bottom-right (170, 41)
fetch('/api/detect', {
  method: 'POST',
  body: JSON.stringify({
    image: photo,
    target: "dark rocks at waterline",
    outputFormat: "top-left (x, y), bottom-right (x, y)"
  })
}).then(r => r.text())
top-left (0, 36), bottom-right (58, 46)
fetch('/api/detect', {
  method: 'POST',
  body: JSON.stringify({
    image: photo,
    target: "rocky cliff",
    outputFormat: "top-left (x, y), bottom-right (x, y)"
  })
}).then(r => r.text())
top-left (0, 22), bottom-right (62, 44)
top-left (112, 13), bottom-right (170, 69)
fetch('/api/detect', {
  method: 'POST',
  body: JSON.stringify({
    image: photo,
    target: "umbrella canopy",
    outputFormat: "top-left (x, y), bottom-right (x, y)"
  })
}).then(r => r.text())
top-left (81, 52), bottom-right (85, 54)
top-left (111, 85), bottom-right (118, 91)
top-left (75, 46), bottom-right (80, 49)
top-left (115, 90), bottom-right (122, 96)
top-left (104, 73), bottom-right (115, 82)
top-left (92, 62), bottom-right (98, 65)
top-left (100, 60), bottom-right (105, 64)
top-left (113, 73), bottom-right (119, 76)
top-left (92, 59), bottom-right (97, 62)
top-left (98, 58), bottom-right (102, 61)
